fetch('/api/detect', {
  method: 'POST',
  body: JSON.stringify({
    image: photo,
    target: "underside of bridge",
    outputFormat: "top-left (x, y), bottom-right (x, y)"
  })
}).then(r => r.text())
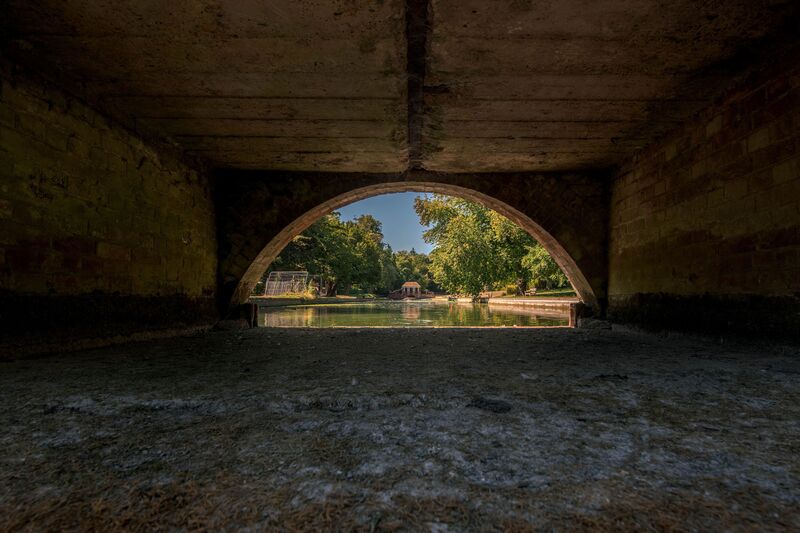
top-left (3, 2), bottom-right (800, 527)
top-left (1, 0), bottom-right (799, 348)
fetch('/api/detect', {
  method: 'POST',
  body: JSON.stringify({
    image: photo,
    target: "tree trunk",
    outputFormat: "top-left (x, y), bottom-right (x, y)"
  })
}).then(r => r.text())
top-left (324, 280), bottom-right (338, 296)
top-left (516, 277), bottom-right (527, 295)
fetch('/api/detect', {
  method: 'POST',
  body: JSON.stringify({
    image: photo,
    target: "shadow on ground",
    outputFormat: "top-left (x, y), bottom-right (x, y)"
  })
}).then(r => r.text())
top-left (1, 328), bottom-right (799, 530)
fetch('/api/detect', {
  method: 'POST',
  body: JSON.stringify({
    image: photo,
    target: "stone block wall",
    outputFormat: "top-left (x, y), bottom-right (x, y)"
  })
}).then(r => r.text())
top-left (608, 58), bottom-right (800, 336)
top-left (0, 70), bottom-right (218, 348)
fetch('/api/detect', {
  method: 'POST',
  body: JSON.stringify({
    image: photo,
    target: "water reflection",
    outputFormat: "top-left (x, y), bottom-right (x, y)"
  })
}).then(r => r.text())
top-left (262, 301), bottom-right (569, 328)
top-left (402, 305), bottom-right (421, 320)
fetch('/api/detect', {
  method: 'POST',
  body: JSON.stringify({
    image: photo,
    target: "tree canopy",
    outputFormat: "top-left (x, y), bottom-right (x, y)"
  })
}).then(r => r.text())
top-left (414, 195), bottom-right (569, 297)
top-left (266, 212), bottom-right (397, 295)
top-left (393, 249), bottom-right (438, 292)
top-left (256, 196), bottom-right (570, 297)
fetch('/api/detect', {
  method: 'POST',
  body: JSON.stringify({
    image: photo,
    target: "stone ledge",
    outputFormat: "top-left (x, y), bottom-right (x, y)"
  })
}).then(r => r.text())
top-left (608, 293), bottom-right (800, 340)
top-left (0, 291), bottom-right (219, 357)
top-left (0, 324), bottom-right (213, 360)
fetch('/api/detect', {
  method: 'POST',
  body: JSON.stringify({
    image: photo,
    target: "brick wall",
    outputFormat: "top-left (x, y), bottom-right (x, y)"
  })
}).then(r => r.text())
top-left (0, 70), bottom-right (218, 347)
top-left (609, 58), bottom-right (800, 336)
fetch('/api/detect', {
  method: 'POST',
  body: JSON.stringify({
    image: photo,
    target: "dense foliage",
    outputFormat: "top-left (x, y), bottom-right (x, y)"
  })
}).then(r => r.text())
top-left (393, 249), bottom-right (438, 292)
top-left (264, 213), bottom-right (398, 295)
top-left (256, 196), bottom-right (569, 297)
top-left (415, 195), bottom-right (569, 297)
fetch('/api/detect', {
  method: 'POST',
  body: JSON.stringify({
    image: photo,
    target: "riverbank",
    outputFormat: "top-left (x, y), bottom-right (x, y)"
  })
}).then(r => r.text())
top-left (260, 299), bottom-right (569, 328)
top-left (489, 296), bottom-right (580, 312)
top-left (253, 296), bottom-right (578, 327)
top-left (253, 295), bottom-right (581, 312)
top-left (437, 295), bottom-right (579, 313)
top-left (250, 296), bottom-right (376, 307)
top-left (2, 328), bottom-right (798, 529)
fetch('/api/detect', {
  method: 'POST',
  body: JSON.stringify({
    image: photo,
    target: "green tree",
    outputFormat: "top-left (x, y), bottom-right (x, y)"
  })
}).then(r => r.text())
top-left (264, 212), bottom-right (398, 296)
top-left (394, 249), bottom-right (438, 291)
top-left (342, 214), bottom-right (382, 293)
top-left (379, 247), bottom-right (402, 294)
top-left (268, 213), bottom-right (349, 295)
top-left (257, 196), bottom-right (570, 299)
top-left (521, 243), bottom-right (569, 289)
top-left (414, 195), bottom-right (570, 297)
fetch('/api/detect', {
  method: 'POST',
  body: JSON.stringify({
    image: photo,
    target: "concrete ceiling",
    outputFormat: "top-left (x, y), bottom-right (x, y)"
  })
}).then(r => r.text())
top-left (3, 0), bottom-right (799, 173)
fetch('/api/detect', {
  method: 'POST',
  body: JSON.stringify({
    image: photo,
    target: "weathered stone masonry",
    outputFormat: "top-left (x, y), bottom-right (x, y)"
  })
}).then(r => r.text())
top-left (3, 48), bottom-right (799, 342)
top-left (2, 0), bottom-right (800, 345)
top-left (0, 70), bottom-right (218, 343)
top-left (609, 57), bottom-right (800, 336)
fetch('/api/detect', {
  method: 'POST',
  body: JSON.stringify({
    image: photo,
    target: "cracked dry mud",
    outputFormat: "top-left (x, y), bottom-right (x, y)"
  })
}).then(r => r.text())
top-left (1, 328), bottom-right (799, 531)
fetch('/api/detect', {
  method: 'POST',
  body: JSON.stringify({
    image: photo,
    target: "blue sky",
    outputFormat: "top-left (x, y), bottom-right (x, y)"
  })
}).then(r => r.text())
top-left (336, 192), bottom-right (433, 253)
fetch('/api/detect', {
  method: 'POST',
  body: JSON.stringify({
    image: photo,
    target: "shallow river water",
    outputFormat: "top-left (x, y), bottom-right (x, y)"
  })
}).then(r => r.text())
top-left (261, 300), bottom-right (569, 327)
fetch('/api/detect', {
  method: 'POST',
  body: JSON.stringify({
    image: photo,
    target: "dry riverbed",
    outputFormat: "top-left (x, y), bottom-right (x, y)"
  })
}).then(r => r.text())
top-left (1, 328), bottom-right (799, 531)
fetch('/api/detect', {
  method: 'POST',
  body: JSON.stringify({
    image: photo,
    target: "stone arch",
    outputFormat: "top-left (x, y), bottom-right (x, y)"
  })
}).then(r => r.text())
top-left (214, 171), bottom-right (609, 315)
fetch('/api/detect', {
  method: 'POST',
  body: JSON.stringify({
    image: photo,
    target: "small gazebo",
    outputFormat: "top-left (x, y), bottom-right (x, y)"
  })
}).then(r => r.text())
top-left (400, 281), bottom-right (421, 297)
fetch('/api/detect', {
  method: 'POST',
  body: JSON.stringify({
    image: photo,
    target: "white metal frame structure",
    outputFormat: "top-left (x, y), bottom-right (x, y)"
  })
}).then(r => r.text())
top-left (263, 271), bottom-right (309, 296)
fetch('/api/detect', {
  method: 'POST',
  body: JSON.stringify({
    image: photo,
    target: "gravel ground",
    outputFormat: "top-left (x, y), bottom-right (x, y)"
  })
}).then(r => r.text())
top-left (1, 328), bottom-right (799, 531)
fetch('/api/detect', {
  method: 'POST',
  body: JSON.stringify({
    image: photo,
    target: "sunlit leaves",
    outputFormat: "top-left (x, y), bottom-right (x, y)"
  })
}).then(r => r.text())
top-left (414, 195), bottom-right (569, 297)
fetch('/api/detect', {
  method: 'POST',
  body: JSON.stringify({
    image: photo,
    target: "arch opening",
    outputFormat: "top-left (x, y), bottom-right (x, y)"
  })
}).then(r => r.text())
top-left (230, 182), bottom-right (599, 312)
